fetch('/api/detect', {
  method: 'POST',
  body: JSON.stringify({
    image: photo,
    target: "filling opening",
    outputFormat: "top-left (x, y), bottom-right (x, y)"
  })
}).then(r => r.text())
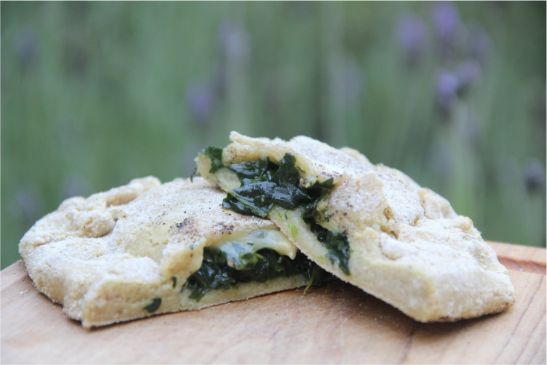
top-left (184, 229), bottom-right (325, 301)
top-left (201, 147), bottom-right (351, 275)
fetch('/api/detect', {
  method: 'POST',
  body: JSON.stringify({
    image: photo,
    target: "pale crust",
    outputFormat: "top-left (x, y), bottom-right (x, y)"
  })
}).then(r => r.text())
top-left (198, 131), bottom-right (516, 322)
top-left (19, 177), bottom-right (306, 327)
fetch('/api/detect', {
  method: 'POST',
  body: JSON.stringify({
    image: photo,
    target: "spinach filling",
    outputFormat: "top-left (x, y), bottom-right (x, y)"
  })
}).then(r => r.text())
top-left (205, 150), bottom-right (351, 275)
top-left (144, 297), bottom-right (162, 313)
top-left (184, 247), bottom-right (325, 301)
top-left (222, 155), bottom-right (319, 218)
top-left (203, 146), bottom-right (224, 173)
top-left (302, 210), bottom-right (351, 275)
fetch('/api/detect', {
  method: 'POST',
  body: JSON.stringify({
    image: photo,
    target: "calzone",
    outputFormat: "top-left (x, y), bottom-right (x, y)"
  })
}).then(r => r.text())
top-left (196, 132), bottom-right (515, 322)
top-left (19, 177), bottom-right (320, 327)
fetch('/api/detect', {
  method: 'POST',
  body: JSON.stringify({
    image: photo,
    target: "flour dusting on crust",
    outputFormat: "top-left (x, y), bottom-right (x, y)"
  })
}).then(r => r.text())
top-left (19, 177), bottom-right (305, 327)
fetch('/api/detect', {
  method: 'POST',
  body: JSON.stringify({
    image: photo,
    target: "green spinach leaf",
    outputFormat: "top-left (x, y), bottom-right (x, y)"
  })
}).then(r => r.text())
top-left (221, 154), bottom-right (314, 216)
top-left (144, 297), bottom-right (162, 313)
top-left (227, 158), bottom-right (271, 179)
top-left (302, 206), bottom-right (350, 275)
top-left (203, 146), bottom-right (224, 173)
top-left (223, 181), bottom-right (276, 218)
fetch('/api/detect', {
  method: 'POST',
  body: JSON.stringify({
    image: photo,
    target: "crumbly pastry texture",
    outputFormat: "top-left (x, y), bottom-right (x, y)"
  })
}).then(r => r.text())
top-left (19, 177), bottom-right (306, 327)
top-left (198, 131), bottom-right (515, 322)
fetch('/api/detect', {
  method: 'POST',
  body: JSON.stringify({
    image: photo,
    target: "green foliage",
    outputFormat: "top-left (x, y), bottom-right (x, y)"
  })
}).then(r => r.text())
top-left (1, 2), bottom-right (545, 268)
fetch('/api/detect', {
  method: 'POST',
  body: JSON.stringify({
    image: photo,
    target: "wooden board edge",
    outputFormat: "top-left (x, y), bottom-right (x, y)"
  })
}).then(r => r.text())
top-left (490, 242), bottom-right (546, 275)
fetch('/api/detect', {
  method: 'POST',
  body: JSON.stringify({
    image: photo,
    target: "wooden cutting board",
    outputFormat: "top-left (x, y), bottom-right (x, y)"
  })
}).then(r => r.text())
top-left (1, 242), bottom-right (545, 364)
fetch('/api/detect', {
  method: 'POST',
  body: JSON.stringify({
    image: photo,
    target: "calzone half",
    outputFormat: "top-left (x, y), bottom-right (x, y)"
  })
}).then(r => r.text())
top-left (19, 177), bottom-right (320, 327)
top-left (196, 132), bottom-right (515, 322)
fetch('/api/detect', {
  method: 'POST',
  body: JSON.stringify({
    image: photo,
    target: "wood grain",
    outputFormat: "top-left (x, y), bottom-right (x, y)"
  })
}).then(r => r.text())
top-left (1, 242), bottom-right (545, 364)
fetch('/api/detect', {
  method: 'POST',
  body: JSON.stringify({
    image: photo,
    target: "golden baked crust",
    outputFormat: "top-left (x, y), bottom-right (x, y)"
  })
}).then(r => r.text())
top-left (19, 177), bottom-right (306, 327)
top-left (197, 132), bottom-right (515, 322)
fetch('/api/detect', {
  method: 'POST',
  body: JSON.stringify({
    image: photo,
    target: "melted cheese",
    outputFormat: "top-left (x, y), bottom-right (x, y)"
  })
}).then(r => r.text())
top-left (215, 168), bottom-right (241, 191)
top-left (212, 229), bottom-right (297, 260)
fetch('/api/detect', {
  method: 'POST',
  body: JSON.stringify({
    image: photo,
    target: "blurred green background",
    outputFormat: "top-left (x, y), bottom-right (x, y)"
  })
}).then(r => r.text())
top-left (2, 2), bottom-right (545, 268)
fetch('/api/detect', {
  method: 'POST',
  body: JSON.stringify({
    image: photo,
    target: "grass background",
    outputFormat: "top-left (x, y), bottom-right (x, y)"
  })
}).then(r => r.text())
top-left (1, 2), bottom-right (545, 268)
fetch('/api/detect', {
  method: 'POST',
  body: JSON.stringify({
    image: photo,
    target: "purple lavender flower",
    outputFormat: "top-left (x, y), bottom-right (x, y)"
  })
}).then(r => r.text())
top-left (524, 159), bottom-right (545, 194)
top-left (218, 22), bottom-right (250, 62)
top-left (455, 61), bottom-right (481, 95)
top-left (186, 81), bottom-right (216, 127)
top-left (435, 70), bottom-right (459, 116)
top-left (396, 14), bottom-right (426, 66)
top-left (435, 61), bottom-right (481, 116)
top-left (215, 21), bottom-right (251, 98)
top-left (467, 25), bottom-right (491, 63)
top-left (432, 2), bottom-right (460, 55)
top-left (14, 26), bottom-right (39, 71)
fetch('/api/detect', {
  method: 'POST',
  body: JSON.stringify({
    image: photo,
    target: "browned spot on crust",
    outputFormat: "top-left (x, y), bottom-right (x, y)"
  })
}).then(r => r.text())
top-left (380, 225), bottom-right (398, 239)
top-left (106, 192), bottom-right (137, 207)
top-left (438, 316), bottom-right (453, 321)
